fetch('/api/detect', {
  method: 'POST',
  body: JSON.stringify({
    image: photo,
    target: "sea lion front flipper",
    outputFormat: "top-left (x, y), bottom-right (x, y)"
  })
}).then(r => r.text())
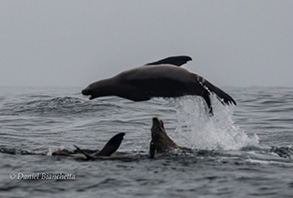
top-left (145, 56), bottom-right (192, 67)
top-left (95, 133), bottom-right (125, 157)
top-left (73, 145), bottom-right (94, 160)
top-left (149, 141), bottom-right (156, 159)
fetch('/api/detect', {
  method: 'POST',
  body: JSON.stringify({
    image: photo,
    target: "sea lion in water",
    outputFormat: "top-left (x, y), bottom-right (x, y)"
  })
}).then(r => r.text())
top-left (150, 117), bottom-right (190, 158)
top-left (52, 133), bottom-right (128, 160)
top-left (82, 57), bottom-right (236, 115)
top-left (145, 55), bottom-right (192, 67)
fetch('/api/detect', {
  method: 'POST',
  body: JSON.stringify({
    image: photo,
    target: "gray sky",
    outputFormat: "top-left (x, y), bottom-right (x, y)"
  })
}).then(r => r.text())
top-left (1, 1), bottom-right (292, 87)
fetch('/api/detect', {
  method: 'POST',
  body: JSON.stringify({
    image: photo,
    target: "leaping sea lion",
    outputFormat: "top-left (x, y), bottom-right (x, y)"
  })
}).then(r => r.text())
top-left (82, 56), bottom-right (236, 115)
top-left (150, 117), bottom-right (190, 159)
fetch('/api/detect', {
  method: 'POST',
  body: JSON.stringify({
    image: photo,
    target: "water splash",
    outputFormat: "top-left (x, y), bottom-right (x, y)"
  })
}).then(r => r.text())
top-left (168, 95), bottom-right (259, 150)
top-left (47, 146), bottom-right (66, 156)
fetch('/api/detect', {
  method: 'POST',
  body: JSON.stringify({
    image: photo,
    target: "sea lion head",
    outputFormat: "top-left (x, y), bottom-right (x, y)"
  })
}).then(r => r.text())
top-left (150, 117), bottom-right (165, 158)
top-left (151, 117), bottom-right (165, 136)
top-left (82, 79), bottom-right (110, 100)
top-left (150, 117), bottom-right (181, 156)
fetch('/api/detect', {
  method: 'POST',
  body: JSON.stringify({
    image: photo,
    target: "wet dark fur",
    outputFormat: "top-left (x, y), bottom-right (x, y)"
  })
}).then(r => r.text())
top-left (150, 117), bottom-right (190, 158)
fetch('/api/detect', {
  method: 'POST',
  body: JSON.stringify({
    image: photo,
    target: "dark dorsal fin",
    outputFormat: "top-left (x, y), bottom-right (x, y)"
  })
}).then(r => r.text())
top-left (95, 133), bottom-right (125, 157)
top-left (145, 56), bottom-right (192, 67)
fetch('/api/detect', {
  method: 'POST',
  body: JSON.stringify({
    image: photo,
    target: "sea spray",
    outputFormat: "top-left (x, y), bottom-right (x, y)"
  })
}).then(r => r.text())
top-left (168, 95), bottom-right (259, 150)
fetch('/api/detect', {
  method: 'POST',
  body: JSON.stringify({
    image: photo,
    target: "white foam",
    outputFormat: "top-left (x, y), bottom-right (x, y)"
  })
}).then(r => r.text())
top-left (168, 95), bottom-right (259, 150)
top-left (46, 146), bottom-right (66, 156)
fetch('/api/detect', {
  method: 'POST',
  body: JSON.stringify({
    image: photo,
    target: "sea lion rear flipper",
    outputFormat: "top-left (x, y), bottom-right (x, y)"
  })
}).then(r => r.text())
top-left (95, 133), bottom-right (125, 157)
top-left (145, 56), bottom-right (192, 67)
top-left (73, 145), bottom-right (94, 160)
top-left (202, 79), bottom-right (236, 106)
top-left (201, 89), bottom-right (213, 116)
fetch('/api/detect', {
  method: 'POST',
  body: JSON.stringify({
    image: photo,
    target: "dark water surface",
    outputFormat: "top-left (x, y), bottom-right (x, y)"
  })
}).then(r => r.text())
top-left (0, 86), bottom-right (292, 198)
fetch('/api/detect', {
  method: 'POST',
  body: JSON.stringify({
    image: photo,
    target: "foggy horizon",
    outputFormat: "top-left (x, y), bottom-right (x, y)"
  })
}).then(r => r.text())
top-left (1, 1), bottom-right (292, 88)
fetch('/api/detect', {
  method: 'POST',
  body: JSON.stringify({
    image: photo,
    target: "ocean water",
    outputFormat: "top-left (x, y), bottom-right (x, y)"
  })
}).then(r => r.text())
top-left (0, 86), bottom-right (292, 198)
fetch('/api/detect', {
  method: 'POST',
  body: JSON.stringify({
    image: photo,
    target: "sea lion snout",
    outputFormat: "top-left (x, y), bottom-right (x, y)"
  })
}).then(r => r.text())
top-left (81, 87), bottom-right (95, 100)
top-left (81, 88), bottom-right (90, 96)
top-left (152, 117), bottom-right (160, 123)
top-left (152, 117), bottom-right (164, 128)
top-left (152, 117), bottom-right (160, 128)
